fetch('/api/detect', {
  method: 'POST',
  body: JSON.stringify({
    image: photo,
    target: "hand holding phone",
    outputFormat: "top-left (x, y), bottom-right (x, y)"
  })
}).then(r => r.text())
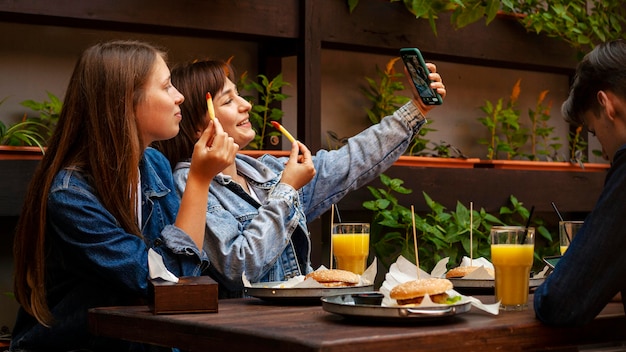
top-left (400, 48), bottom-right (443, 106)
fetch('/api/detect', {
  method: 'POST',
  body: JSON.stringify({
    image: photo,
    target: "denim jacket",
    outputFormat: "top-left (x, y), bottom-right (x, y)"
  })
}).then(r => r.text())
top-left (10, 148), bottom-right (208, 352)
top-left (534, 145), bottom-right (626, 326)
top-left (173, 101), bottom-right (425, 297)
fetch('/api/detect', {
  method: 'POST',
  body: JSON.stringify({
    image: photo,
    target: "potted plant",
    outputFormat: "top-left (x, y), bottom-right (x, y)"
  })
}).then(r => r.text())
top-left (475, 79), bottom-right (609, 171)
top-left (0, 92), bottom-right (61, 160)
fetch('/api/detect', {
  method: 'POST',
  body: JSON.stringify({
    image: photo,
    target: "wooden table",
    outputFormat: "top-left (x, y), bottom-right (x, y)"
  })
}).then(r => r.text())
top-left (88, 296), bottom-right (626, 352)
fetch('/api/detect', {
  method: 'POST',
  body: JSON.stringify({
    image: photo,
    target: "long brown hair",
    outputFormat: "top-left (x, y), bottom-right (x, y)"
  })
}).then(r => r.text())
top-left (13, 40), bottom-right (164, 326)
top-left (155, 59), bottom-right (234, 169)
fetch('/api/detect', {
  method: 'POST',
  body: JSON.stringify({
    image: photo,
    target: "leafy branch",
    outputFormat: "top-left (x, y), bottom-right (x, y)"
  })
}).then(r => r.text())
top-left (238, 73), bottom-right (291, 150)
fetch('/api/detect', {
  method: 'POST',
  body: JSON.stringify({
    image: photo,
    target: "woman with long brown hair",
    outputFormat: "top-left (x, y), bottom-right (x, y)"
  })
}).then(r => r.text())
top-left (10, 40), bottom-right (237, 351)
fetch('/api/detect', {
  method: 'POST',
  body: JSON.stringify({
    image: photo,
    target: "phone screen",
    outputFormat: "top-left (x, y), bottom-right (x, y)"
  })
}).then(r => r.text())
top-left (542, 256), bottom-right (562, 269)
top-left (400, 48), bottom-right (442, 105)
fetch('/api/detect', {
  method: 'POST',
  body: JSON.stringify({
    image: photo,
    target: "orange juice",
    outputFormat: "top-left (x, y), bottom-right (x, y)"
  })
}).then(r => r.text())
top-left (491, 244), bottom-right (534, 308)
top-left (559, 221), bottom-right (583, 256)
top-left (332, 233), bottom-right (369, 274)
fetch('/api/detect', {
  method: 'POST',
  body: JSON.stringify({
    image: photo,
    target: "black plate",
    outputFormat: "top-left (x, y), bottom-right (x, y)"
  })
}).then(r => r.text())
top-left (244, 282), bottom-right (374, 304)
top-left (321, 292), bottom-right (472, 322)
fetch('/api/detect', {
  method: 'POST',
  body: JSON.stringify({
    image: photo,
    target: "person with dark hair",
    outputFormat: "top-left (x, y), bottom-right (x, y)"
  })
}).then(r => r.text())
top-left (155, 58), bottom-right (446, 298)
top-left (534, 39), bottom-right (626, 326)
top-left (10, 40), bottom-right (238, 351)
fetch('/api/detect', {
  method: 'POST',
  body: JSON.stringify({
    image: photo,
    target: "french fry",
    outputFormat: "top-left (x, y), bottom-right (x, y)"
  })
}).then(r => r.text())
top-left (271, 121), bottom-right (296, 143)
top-left (206, 92), bottom-right (215, 120)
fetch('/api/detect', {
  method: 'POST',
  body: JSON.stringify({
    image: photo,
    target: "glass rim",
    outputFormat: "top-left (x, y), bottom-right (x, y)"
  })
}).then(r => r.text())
top-left (490, 225), bottom-right (535, 230)
top-left (332, 222), bottom-right (370, 226)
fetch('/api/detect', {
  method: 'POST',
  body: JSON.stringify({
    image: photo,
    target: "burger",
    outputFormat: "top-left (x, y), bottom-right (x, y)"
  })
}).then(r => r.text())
top-left (389, 278), bottom-right (453, 305)
top-left (445, 266), bottom-right (494, 279)
top-left (305, 269), bottom-right (360, 287)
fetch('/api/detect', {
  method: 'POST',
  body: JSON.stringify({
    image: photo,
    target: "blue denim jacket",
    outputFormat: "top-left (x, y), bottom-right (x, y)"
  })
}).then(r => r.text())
top-left (10, 148), bottom-right (208, 352)
top-left (173, 102), bottom-right (425, 297)
top-left (534, 145), bottom-right (626, 326)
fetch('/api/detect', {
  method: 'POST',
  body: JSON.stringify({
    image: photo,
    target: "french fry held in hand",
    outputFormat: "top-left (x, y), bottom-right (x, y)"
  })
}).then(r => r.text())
top-left (271, 121), bottom-right (296, 143)
top-left (206, 92), bottom-right (215, 120)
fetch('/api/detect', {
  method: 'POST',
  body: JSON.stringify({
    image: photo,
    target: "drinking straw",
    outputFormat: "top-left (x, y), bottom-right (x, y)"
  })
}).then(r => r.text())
top-left (524, 205), bottom-right (535, 237)
top-left (206, 92), bottom-right (215, 121)
top-left (334, 204), bottom-right (343, 223)
top-left (411, 205), bottom-right (420, 280)
top-left (330, 204), bottom-right (335, 269)
top-left (271, 121), bottom-right (296, 143)
top-left (470, 201), bottom-right (473, 267)
top-left (551, 201), bottom-right (572, 243)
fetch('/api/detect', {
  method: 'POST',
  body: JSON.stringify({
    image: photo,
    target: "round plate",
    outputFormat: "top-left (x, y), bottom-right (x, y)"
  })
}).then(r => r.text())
top-left (449, 277), bottom-right (544, 295)
top-left (449, 277), bottom-right (544, 288)
top-left (321, 292), bottom-right (472, 322)
top-left (244, 282), bottom-right (374, 304)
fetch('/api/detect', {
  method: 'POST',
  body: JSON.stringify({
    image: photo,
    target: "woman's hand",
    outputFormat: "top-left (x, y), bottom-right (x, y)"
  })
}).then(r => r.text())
top-left (190, 118), bottom-right (239, 183)
top-left (407, 62), bottom-right (446, 115)
top-left (280, 140), bottom-right (316, 190)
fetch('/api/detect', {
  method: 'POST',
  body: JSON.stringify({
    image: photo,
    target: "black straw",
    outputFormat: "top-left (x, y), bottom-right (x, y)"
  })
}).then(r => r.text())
top-left (524, 205), bottom-right (535, 236)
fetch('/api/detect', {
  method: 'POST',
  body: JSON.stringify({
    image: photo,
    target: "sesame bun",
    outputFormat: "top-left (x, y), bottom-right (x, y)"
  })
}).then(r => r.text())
top-left (445, 266), bottom-right (494, 278)
top-left (390, 278), bottom-right (453, 305)
top-left (305, 269), bottom-right (360, 287)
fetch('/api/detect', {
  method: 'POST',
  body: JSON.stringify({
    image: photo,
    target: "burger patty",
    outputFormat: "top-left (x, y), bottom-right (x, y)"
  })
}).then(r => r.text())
top-left (396, 292), bottom-right (449, 305)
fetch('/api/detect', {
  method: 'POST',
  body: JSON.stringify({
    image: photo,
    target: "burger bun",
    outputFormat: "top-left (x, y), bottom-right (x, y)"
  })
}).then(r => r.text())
top-left (445, 266), bottom-right (494, 279)
top-left (390, 278), bottom-right (453, 305)
top-left (305, 269), bottom-right (360, 287)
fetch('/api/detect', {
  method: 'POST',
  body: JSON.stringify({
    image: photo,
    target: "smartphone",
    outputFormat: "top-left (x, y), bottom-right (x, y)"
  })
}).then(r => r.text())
top-left (399, 48), bottom-right (443, 105)
top-left (542, 255), bottom-right (562, 270)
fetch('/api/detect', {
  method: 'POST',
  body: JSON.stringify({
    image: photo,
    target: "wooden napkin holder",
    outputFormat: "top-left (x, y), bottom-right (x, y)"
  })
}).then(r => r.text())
top-left (149, 276), bottom-right (218, 314)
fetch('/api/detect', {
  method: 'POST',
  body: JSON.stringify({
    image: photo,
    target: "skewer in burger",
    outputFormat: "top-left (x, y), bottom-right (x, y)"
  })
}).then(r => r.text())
top-left (305, 269), bottom-right (360, 287)
top-left (390, 278), bottom-right (453, 305)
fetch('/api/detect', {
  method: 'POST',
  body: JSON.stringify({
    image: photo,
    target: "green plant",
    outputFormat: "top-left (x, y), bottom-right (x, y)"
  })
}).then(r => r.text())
top-left (0, 95), bottom-right (56, 151)
top-left (19, 91), bottom-right (62, 141)
top-left (362, 58), bottom-right (411, 125)
top-left (477, 79), bottom-right (528, 160)
top-left (527, 89), bottom-right (562, 161)
top-left (478, 79), bottom-right (566, 161)
top-left (509, 0), bottom-right (626, 51)
top-left (363, 174), bottom-right (556, 272)
top-left (347, 0), bottom-right (626, 52)
top-left (568, 124), bottom-right (592, 166)
top-left (237, 72), bottom-right (290, 150)
top-left (360, 57), bottom-right (436, 156)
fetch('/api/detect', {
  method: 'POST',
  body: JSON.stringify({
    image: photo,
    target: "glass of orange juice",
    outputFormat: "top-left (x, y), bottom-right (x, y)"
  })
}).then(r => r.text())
top-left (559, 220), bottom-right (583, 255)
top-left (332, 223), bottom-right (370, 274)
top-left (490, 226), bottom-right (535, 311)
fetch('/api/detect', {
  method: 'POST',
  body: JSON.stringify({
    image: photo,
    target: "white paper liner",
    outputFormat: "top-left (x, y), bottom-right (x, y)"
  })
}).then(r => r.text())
top-left (380, 256), bottom-right (500, 315)
top-left (148, 248), bottom-right (179, 283)
top-left (243, 258), bottom-right (377, 288)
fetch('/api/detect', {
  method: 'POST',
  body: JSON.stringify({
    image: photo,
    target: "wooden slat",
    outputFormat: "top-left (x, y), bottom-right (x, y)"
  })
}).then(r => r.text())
top-left (0, 0), bottom-right (299, 39)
